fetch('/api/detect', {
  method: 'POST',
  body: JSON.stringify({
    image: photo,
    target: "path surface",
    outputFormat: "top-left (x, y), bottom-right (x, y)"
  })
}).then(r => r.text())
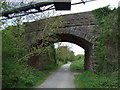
top-left (38, 62), bottom-right (75, 88)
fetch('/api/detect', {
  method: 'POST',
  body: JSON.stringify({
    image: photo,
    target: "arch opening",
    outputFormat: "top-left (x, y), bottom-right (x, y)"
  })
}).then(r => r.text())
top-left (55, 33), bottom-right (93, 71)
top-left (54, 42), bottom-right (85, 71)
top-left (28, 33), bottom-right (95, 71)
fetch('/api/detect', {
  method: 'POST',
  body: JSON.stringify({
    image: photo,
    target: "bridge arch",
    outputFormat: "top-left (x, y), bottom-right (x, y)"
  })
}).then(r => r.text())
top-left (28, 28), bottom-right (96, 71)
top-left (26, 11), bottom-right (97, 71)
top-left (55, 34), bottom-right (91, 70)
top-left (54, 28), bottom-right (96, 71)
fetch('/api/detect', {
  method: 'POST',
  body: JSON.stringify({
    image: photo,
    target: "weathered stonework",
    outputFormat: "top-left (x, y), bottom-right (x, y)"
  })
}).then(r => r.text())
top-left (25, 11), bottom-right (97, 71)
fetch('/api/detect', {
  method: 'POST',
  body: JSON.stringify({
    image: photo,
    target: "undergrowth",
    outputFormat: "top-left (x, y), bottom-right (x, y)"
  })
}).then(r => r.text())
top-left (70, 54), bottom-right (84, 71)
top-left (70, 60), bottom-right (84, 71)
top-left (74, 6), bottom-right (119, 89)
top-left (75, 71), bottom-right (118, 88)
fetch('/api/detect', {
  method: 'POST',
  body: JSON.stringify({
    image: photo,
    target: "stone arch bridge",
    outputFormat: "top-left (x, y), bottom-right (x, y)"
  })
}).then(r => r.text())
top-left (25, 11), bottom-right (97, 71)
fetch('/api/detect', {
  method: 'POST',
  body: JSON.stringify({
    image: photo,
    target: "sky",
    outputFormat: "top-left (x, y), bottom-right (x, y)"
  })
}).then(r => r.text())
top-left (56, 0), bottom-right (119, 15)
top-left (3, 0), bottom-right (119, 55)
top-left (54, 42), bottom-right (85, 55)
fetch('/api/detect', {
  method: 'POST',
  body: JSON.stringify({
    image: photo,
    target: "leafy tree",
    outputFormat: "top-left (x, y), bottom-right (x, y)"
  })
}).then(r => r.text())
top-left (56, 46), bottom-right (76, 64)
top-left (92, 5), bottom-right (114, 25)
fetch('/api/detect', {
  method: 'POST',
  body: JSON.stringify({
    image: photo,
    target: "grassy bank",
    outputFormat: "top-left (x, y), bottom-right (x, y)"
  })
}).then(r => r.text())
top-left (33, 64), bottom-right (63, 88)
top-left (70, 60), bottom-right (84, 71)
top-left (74, 72), bottom-right (118, 88)
top-left (70, 55), bottom-right (84, 71)
top-left (3, 61), bottom-right (49, 88)
top-left (3, 62), bottom-right (62, 88)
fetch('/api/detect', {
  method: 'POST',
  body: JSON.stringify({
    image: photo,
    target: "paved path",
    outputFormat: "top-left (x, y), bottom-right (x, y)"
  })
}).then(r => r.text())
top-left (38, 62), bottom-right (75, 88)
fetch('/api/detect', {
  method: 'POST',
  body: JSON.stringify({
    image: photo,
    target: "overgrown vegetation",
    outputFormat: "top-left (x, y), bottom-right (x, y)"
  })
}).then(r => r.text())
top-left (55, 46), bottom-right (76, 64)
top-left (2, 22), bottom-right (64, 88)
top-left (2, 25), bottom-right (53, 88)
top-left (2, 26), bottom-right (44, 88)
top-left (75, 72), bottom-right (118, 88)
top-left (92, 6), bottom-right (118, 73)
top-left (74, 6), bottom-right (119, 88)
top-left (1, 2), bottom-right (65, 88)
top-left (70, 55), bottom-right (84, 71)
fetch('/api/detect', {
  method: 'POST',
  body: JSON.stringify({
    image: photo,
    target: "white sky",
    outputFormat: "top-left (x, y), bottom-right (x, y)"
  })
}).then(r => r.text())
top-left (54, 42), bottom-right (85, 55)
top-left (55, 0), bottom-right (119, 15)
top-left (3, 0), bottom-right (120, 55)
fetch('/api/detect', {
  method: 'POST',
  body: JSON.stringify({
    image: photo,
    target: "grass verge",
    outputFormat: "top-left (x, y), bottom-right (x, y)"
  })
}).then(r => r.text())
top-left (34, 64), bottom-right (63, 88)
top-left (74, 71), bottom-right (118, 88)
top-left (70, 60), bottom-right (84, 71)
top-left (3, 63), bottom-right (63, 88)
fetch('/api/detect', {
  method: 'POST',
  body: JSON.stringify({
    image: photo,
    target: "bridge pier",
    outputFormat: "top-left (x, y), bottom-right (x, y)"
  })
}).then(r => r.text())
top-left (90, 44), bottom-right (97, 71)
top-left (84, 49), bottom-right (90, 71)
top-left (84, 44), bottom-right (96, 71)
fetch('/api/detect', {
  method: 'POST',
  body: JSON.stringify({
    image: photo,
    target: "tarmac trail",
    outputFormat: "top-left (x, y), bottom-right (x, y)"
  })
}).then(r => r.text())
top-left (38, 62), bottom-right (75, 88)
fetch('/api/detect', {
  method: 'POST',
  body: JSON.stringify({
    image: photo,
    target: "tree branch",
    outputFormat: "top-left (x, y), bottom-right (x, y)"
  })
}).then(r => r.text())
top-left (0, 0), bottom-right (96, 20)
top-left (0, 2), bottom-right (53, 17)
